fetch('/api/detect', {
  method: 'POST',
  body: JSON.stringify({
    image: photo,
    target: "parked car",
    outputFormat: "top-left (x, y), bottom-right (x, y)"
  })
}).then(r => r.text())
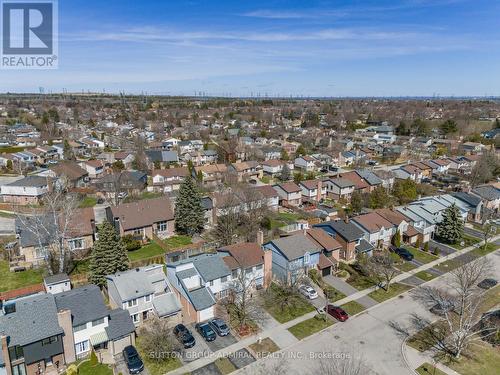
top-left (195, 322), bottom-right (217, 342)
top-left (430, 301), bottom-right (455, 316)
top-left (173, 324), bottom-right (196, 348)
top-left (97, 197), bottom-right (105, 204)
top-left (209, 318), bottom-right (230, 336)
top-left (299, 285), bottom-right (319, 300)
top-left (118, 191), bottom-right (128, 199)
top-left (122, 346), bottom-right (144, 374)
top-left (478, 278), bottom-right (497, 290)
top-left (326, 305), bottom-right (349, 322)
top-left (392, 247), bottom-right (414, 261)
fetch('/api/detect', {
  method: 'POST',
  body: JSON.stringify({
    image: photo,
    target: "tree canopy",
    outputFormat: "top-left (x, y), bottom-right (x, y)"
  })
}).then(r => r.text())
top-left (174, 175), bottom-right (205, 236)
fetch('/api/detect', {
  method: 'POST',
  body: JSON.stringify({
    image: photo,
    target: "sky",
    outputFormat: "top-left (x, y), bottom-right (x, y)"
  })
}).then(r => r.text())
top-left (0, 0), bottom-right (499, 97)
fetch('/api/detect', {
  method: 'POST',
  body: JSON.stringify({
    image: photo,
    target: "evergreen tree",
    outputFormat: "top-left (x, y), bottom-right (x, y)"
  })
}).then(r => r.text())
top-left (174, 175), bottom-right (205, 235)
top-left (435, 204), bottom-right (464, 244)
top-left (89, 221), bottom-right (129, 287)
top-left (279, 163), bottom-right (291, 181)
top-left (392, 229), bottom-right (401, 247)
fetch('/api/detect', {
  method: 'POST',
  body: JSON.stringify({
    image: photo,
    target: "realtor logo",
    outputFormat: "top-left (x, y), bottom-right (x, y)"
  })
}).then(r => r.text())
top-left (1, 0), bottom-right (58, 69)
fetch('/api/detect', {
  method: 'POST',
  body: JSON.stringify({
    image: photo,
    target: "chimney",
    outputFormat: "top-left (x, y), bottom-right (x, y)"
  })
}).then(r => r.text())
top-left (256, 230), bottom-right (264, 246)
top-left (345, 216), bottom-right (349, 224)
top-left (57, 309), bottom-right (75, 364)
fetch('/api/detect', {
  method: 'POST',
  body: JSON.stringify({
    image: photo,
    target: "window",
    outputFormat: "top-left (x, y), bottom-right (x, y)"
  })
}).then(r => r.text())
top-left (144, 294), bottom-right (152, 303)
top-left (221, 276), bottom-right (227, 283)
top-left (132, 314), bottom-right (139, 323)
top-left (303, 252), bottom-right (311, 265)
top-left (42, 336), bottom-right (58, 346)
top-left (157, 221), bottom-right (168, 232)
top-left (133, 228), bottom-right (143, 236)
top-left (75, 341), bottom-right (89, 354)
top-left (256, 264), bottom-right (263, 271)
top-left (232, 270), bottom-right (238, 278)
top-left (8, 346), bottom-right (24, 361)
top-left (73, 324), bottom-right (87, 332)
top-left (91, 318), bottom-right (105, 327)
top-left (209, 280), bottom-right (214, 286)
top-left (142, 311), bottom-right (148, 320)
top-left (45, 357), bottom-right (53, 367)
top-left (11, 363), bottom-right (26, 375)
top-left (127, 299), bottom-right (138, 308)
top-left (68, 238), bottom-right (84, 250)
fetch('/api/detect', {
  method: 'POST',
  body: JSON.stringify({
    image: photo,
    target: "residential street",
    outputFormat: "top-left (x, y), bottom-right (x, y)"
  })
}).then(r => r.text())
top-left (236, 249), bottom-right (500, 375)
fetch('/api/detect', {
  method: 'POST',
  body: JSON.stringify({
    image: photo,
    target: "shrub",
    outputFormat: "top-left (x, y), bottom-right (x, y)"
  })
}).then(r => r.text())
top-left (415, 237), bottom-right (422, 249)
top-left (423, 242), bottom-right (429, 252)
top-left (432, 247), bottom-right (440, 256)
top-left (89, 350), bottom-right (98, 366)
top-left (122, 235), bottom-right (141, 251)
top-left (66, 364), bottom-right (78, 375)
top-left (308, 269), bottom-right (321, 285)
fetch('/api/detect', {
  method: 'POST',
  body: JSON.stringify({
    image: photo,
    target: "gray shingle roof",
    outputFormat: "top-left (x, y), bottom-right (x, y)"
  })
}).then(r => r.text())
top-left (328, 220), bottom-right (365, 242)
top-left (6, 175), bottom-right (48, 187)
top-left (177, 268), bottom-right (199, 280)
top-left (473, 185), bottom-right (500, 201)
top-left (145, 150), bottom-right (179, 162)
top-left (357, 170), bottom-right (382, 186)
top-left (44, 273), bottom-right (70, 286)
top-left (105, 309), bottom-right (135, 341)
top-left (16, 214), bottom-right (56, 248)
top-left (356, 239), bottom-right (374, 254)
top-left (268, 234), bottom-right (321, 261)
top-left (193, 254), bottom-right (231, 281)
top-left (452, 192), bottom-right (482, 207)
top-left (106, 268), bottom-right (155, 302)
top-left (0, 294), bottom-right (63, 347)
top-left (153, 293), bottom-right (182, 317)
top-left (186, 287), bottom-right (216, 311)
top-left (54, 285), bottom-right (109, 327)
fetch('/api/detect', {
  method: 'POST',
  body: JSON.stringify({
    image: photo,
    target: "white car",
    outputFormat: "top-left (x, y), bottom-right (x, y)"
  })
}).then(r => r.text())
top-left (299, 285), bottom-right (318, 300)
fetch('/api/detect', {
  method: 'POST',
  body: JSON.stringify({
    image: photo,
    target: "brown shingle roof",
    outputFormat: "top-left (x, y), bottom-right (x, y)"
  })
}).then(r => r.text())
top-left (276, 182), bottom-right (301, 193)
top-left (110, 197), bottom-right (174, 231)
top-left (218, 242), bottom-right (264, 268)
top-left (374, 208), bottom-right (408, 226)
top-left (306, 228), bottom-right (341, 251)
top-left (352, 212), bottom-right (394, 233)
top-left (51, 161), bottom-right (88, 181)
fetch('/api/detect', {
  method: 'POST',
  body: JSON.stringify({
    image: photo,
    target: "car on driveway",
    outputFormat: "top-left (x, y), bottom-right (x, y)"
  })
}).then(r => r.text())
top-left (173, 323), bottom-right (196, 348)
top-left (392, 247), bottom-right (414, 261)
top-left (122, 345), bottom-right (144, 374)
top-left (478, 278), bottom-right (497, 290)
top-left (196, 322), bottom-right (217, 342)
top-left (299, 284), bottom-right (319, 299)
top-left (326, 305), bottom-right (349, 322)
top-left (209, 318), bottom-right (230, 336)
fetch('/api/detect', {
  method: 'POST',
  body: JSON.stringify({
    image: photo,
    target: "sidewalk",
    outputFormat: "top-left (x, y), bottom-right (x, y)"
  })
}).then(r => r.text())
top-left (167, 235), bottom-right (500, 375)
top-left (403, 338), bottom-right (462, 375)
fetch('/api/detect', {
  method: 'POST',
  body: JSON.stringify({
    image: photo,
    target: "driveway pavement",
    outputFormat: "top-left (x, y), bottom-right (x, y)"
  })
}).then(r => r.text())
top-left (429, 239), bottom-right (456, 256)
top-left (463, 226), bottom-right (483, 239)
top-left (323, 275), bottom-right (378, 308)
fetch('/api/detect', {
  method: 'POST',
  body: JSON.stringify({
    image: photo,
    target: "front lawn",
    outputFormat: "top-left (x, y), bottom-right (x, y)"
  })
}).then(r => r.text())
top-left (214, 357), bottom-right (237, 375)
top-left (340, 300), bottom-right (366, 316)
top-left (434, 258), bottom-right (461, 273)
top-left (405, 247), bottom-right (439, 263)
top-left (396, 261), bottom-right (418, 272)
top-left (263, 284), bottom-right (315, 323)
top-left (248, 338), bottom-right (279, 358)
top-left (339, 263), bottom-right (376, 291)
top-left (415, 270), bottom-right (438, 282)
top-left (136, 337), bottom-right (182, 375)
top-left (449, 234), bottom-right (481, 250)
top-left (0, 260), bottom-right (45, 292)
top-left (368, 283), bottom-right (412, 303)
top-left (415, 363), bottom-right (447, 375)
top-left (77, 361), bottom-right (112, 375)
top-left (469, 243), bottom-right (499, 257)
top-left (445, 341), bottom-right (500, 375)
top-left (288, 314), bottom-right (334, 339)
top-left (78, 196), bottom-right (97, 208)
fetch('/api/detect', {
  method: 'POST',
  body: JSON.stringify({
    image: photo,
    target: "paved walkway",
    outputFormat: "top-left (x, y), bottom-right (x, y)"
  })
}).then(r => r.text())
top-left (167, 234), bottom-right (500, 375)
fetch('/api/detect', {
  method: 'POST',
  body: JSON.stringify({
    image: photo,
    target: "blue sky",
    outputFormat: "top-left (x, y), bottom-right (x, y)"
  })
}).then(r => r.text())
top-left (1, 0), bottom-right (499, 96)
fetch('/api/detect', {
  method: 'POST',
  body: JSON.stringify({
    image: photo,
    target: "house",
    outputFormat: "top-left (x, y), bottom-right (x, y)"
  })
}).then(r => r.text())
top-left (299, 179), bottom-right (326, 203)
top-left (79, 160), bottom-right (106, 179)
top-left (113, 151), bottom-right (135, 169)
top-left (229, 161), bottom-right (262, 182)
top-left (294, 156), bottom-right (316, 172)
top-left (313, 219), bottom-right (371, 261)
top-left (108, 196), bottom-right (175, 240)
top-left (356, 170), bottom-right (383, 188)
top-left (253, 185), bottom-right (279, 211)
top-left (396, 206), bottom-right (434, 244)
top-left (374, 208), bottom-right (417, 244)
top-left (145, 150), bottom-right (179, 168)
top-left (193, 164), bottom-right (228, 187)
top-left (322, 177), bottom-right (355, 201)
top-left (460, 142), bottom-right (486, 154)
top-left (107, 264), bottom-right (182, 327)
top-left (201, 197), bottom-right (215, 228)
top-left (339, 171), bottom-right (371, 192)
top-left (472, 185), bottom-right (500, 212)
top-left (151, 167), bottom-right (189, 193)
top-left (451, 192), bottom-right (483, 223)
top-left (261, 146), bottom-right (281, 160)
top-left (217, 241), bottom-right (272, 290)
top-left (0, 176), bottom-right (50, 205)
top-left (54, 285), bottom-right (136, 361)
top-left (94, 171), bottom-right (147, 200)
top-left (397, 164), bottom-right (424, 182)
top-left (263, 233), bottom-right (321, 284)
top-left (261, 160), bottom-right (294, 177)
top-left (0, 294), bottom-right (69, 375)
top-left (351, 212), bottom-right (395, 249)
top-left (272, 182), bottom-right (302, 207)
top-left (166, 254), bottom-right (232, 323)
top-left (306, 228), bottom-right (341, 277)
top-left (49, 161), bottom-right (89, 188)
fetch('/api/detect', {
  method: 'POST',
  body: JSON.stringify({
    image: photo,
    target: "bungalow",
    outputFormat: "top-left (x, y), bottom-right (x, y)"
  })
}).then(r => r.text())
top-left (1, 175), bottom-right (50, 205)
top-left (263, 233), bottom-right (321, 284)
top-left (322, 177), bottom-right (355, 201)
top-left (108, 196), bottom-right (175, 240)
top-left (352, 212), bottom-right (395, 249)
top-left (107, 264), bottom-right (182, 326)
top-left (272, 182), bottom-right (302, 207)
top-left (299, 179), bottom-right (326, 203)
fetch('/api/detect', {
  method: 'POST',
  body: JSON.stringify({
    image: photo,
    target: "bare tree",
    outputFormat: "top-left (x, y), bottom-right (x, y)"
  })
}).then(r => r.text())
top-left (263, 275), bottom-right (304, 314)
top-left (364, 250), bottom-right (398, 291)
top-left (137, 316), bottom-right (182, 363)
top-left (238, 186), bottom-right (269, 242)
top-left (212, 193), bottom-right (241, 246)
top-left (410, 257), bottom-right (496, 359)
top-left (15, 178), bottom-right (80, 274)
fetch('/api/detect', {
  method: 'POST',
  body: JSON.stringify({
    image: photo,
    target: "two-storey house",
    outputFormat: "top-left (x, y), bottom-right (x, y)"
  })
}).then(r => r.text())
top-left (272, 182), bottom-right (302, 207)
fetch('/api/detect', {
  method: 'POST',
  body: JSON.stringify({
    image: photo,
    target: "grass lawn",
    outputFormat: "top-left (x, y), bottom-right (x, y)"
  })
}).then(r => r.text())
top-left (214, 357), bottom-right (237, 374)
top-left (407, 320), bottom-right (447, 352)
top-left (0, 210), bottom-right (15, 218)
top-left (263, 284), bottom-right (315, 323)
top-left (0, 260), bottom-right (45, 292)
top-left (323, 285), bottom-right (347, 302)
top-left (69, 258), bottom-right (90, 275)
top-left (415, 270), bottom-right (438, 282)
top-left (288, 314), bottom-right (334, 339)
top-left (368, 283), bottom-right (412, 303)
top-left (163, 235), bottom-right (192, 248)
top-left (415, 363), bottom-right (447, 375)
top-left (396, 261), bottom-right (418, 272)
top-left (260, 176), bottom-right (271, 184)
top-left (469, 243), bottom-right (499, 257)
top-left (248, 338), bottom-right (279, 358)
top-left (445, 341), bottom-right (500, 375)
top-left (340, 262), bottom-right (377, 291)
top-left (277, 212), bottom-right (302, 222)
top-left (127, 241), bottom-right (164, 261)
top-left (434, 258), bottom-right (461, 273)
top-left (449, 234), bottom-right (481, 250)
top-left (405, 247), bottom-right (439, 263)
top-left (77, 361), bottom-right (113, 375)
top-left (78, 196), bottom-right (97, 208)
top-left (479, 285), bottom-right (500, 313)
top-left (340, 300), bottom-right (366, 316)
top-left (136, 337), bottom-right (182, 375)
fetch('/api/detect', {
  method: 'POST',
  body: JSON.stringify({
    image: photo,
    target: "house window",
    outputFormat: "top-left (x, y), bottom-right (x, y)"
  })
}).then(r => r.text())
top-left (68, 238), bottom-right (84, 250)
top-left (34, 247), bottom-right (46, 259)
top-left (132, 314), bottom-right (139, 323)
top-left (11, 363), bottom-right (26, 375)
top-left (127, 299), bottom-right (138, 308)
top-left (74, 323), bottom-right (87, 332)
top-left (303, 252), bottom-right (311, 265)
top-left (75, 340), bottom-right (89, 354)
top-left (232, 269), bottom-right (238, 278)
top-left (157, 221), bottom-right (168, 232)
top-left (221, 276), bottom-right (228, 283)
top-left (145, 294), bottom-right (152, 303)
top-left (42, 336), bottom-right (58, 346)
top-left (92, 318), bottom-right (105, 327)
top-left (209, 280), bottom-right (214, 286)
top-left (45, 357), bottom-right (53, 367)
top-left (256, 264), bottom-right (263, 271)
top-left (8, 346), bottom-right (24, 360)
top-left (142, 311), bottom-right (148, 320)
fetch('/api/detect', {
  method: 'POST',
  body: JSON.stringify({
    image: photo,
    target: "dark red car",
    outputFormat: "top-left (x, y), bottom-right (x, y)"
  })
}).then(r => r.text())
top-left (326, 305), bottom-right (349, 322)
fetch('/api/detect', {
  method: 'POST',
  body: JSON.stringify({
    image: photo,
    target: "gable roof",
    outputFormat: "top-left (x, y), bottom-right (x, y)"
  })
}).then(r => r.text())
top-left (145, 150), bottom-right (179, 163)
top-left (306, 228), bottom-right (341, 251)
top-left (51, 161), bottom-right (88, 180)
top-left (267, 234), bottom-right (321, 261)
top-left (339, 171), bottom-right (369, 190)
top-left (110, 196), bottom-right (174, 230)
top-left (274, 182), bottom-right (301, 193)
top-left (356, 170), bottom-right (383, 186)
top-left (473, 185), bottom-right (500, 201)
top-left (315, 220), bottom-right (365, 242)
top-left (218, 242), bottom-right (265, 268)
top-left (106, 267), bottom-right (156, 302)
top-left (352, 212), bottom-right (394, 233)
top-left (374, 208), bottom-right (408, 226)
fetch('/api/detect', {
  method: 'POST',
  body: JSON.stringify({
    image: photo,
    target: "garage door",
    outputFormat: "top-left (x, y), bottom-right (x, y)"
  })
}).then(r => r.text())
top-left (322, 267), bottom-right (331, 277)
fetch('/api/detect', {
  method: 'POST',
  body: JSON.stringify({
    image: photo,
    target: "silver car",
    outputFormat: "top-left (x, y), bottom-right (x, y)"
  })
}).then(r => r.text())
top-left (209, 318), bottom-right (230, 336)
top-left (299, 285), bottom-right (318, 299)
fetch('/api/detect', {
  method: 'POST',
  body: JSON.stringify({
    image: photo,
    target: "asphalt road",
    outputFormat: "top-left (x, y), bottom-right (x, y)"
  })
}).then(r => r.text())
top-left (237, 249), bottom-right (500, 375)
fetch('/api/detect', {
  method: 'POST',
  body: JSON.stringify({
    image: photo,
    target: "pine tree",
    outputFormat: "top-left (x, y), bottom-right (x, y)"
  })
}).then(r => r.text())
top-left (279, 163), bottom-right (291, 181)
top-left (392, 229), bottom-right (401, 247)
top-left (89, 221), bottom-right (129, 287)
top-left (174, 175), bottom-right (205, 235)
top-left (435, 204), bottom-right (464, 245)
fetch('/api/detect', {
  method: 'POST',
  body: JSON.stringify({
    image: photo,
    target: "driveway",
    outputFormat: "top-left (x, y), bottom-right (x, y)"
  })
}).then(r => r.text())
top-left (205, 332), bottom-right (238, 352)
top-left (429, 239), bottom-right (456, 256)
top-left (323, 275), bottom-right (378, 308)
top-left (115, 355), bottom-right (150, 375)
top-left (181, 325), bottom-right (212, 363)
top-left (463, 226), bottom-right (483, 239)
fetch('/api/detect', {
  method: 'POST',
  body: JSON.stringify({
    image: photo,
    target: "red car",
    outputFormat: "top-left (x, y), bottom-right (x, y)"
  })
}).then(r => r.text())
top-left (326, 305), bottom-right (349, 322)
